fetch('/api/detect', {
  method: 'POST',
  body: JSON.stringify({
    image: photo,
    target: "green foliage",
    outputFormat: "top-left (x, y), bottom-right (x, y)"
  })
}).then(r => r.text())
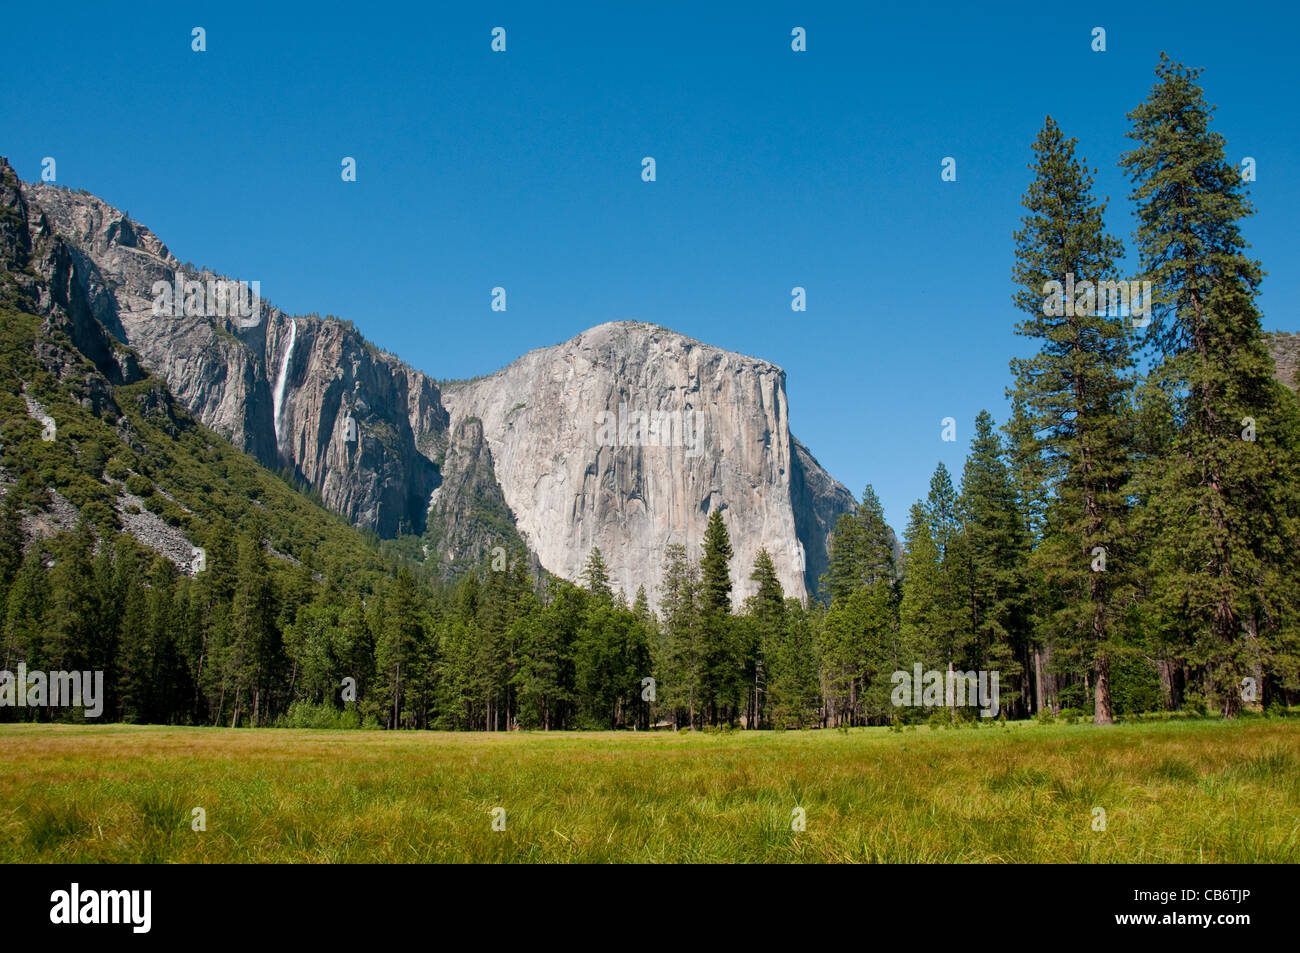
top-left (277, 701), bottom-right (363, 729)
top-left (1121, 55), bottom-right (1300, 717)
top-left (1008, 115), bottom-right (1136, 725)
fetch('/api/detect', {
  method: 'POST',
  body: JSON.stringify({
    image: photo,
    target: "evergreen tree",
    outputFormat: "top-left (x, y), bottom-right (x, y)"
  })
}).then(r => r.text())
top-left (921, 463), bottom-right (967, 679)
top-left (1121, 55), bottom-right (1300, 715)
top-left (0, 491), bottom-right (23, 621)
top-left (1010, 116), bottom-right (1134, 724)
top-left (698, 509), bottom-right (739, 724)
top-left (745, 548), bottom-right (784, 728)
top-left (376, 566), bottom-right (432, 728)
top-left (43, 523), bottom-right (99, 678)
top-left (632, 585), bottom-right (651, 622)
top-left (116, 572), bottom-right (153, 722)
top-left (581, 546), bottom-right (613, 600)
top-left (821, 485), bottom-right (896, 603)
top-left (766, 599), bottom-right (822, 728)
top-left (924, 463), bottom-right (960, 564)
top-left (511, 579), bottom-right (580, 730)
top-left (699, 510), bottom-right (734, 615)
top-left (1, 549), bottom-right (46, 709)
top-left (656, 543), bottom-right (701, 728)
top-left (898, 502), bottom-right (943, 676)
top-left (956, 411), bottom-right (1028, 710)
top-left (224, 536), bottom-right (277, 726)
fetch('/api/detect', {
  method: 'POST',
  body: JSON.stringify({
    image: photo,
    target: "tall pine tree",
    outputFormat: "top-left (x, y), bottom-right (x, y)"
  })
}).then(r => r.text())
top-left (1121, 56), bottom-right (1300, 715)
top-left (1009, 116), bottom-right (1135, 725)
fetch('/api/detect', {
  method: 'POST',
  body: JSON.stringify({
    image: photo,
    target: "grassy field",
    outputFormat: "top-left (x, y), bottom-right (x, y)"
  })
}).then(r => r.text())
top-left (1, 718), bottom-right (1297, 863)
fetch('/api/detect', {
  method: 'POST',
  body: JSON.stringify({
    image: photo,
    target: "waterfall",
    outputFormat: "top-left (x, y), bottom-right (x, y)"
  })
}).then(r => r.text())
top-left (271, 318), bottom-right (296, 448)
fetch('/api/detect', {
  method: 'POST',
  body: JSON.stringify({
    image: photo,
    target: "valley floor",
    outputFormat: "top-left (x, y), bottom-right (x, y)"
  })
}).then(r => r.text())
top-left (2, 719), bottom-right (1296, 863)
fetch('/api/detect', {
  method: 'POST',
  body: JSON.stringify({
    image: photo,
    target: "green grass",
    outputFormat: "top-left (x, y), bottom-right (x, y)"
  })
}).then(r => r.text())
top-left (1, 719), bottom-right (1297, 863)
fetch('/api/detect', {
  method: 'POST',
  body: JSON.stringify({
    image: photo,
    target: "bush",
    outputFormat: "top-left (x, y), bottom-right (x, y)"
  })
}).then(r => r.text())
top-left (80, 501), bottom-right (119, 532)
top-left (125, 474), bottom-right (153, 497)
top-left (1110, 654), bottom-right (1163, 715)
top-left (275, 701), bottom-right (361, 729)
top-left (926, 710), bottom-right (952, 730)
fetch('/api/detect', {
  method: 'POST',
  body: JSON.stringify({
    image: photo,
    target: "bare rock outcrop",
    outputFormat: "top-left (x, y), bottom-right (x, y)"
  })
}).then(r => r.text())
top-left (442, 322), bottom-right (854, 607)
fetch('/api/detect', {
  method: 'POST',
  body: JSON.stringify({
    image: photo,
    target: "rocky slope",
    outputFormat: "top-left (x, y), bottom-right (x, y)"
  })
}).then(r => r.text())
top-left (23, 179), bottom-right (447, 537)
top-left (442, 322), bottom-right (856, 605)
top-left (6, 158), bottom-right (857, 605)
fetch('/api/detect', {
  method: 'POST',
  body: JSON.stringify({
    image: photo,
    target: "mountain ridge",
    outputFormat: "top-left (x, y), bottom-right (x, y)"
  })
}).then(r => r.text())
top-left (7, 158), bottom-right (859, 605)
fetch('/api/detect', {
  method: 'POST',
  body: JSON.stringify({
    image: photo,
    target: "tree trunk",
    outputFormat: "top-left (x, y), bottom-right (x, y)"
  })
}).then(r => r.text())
top-left (1093, 655), bottom-right (1113, 725)
top-left (1033, 646), bottom-right (1044, 714)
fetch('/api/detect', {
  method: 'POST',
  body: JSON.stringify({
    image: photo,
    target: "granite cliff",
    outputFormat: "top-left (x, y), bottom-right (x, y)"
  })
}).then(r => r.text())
top-left (6, 158), bottom-right (857, 605)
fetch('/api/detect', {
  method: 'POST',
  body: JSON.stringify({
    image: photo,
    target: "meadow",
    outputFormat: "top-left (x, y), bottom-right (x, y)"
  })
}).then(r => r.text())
top-left (2, 718), bottom-right (1297, 863)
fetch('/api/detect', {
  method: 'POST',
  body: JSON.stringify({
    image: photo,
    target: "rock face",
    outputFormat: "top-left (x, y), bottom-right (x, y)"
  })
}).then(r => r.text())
top-left (423, 415), bottom-right (534, 580)
top-left (1268, 331), bottom-right (1299, 392)
top-left (23, 180), bottom-right (446, 537)
top-left (442, 322), bottom-right (855, 606)
top-left (7, 158), bottom-right (857, 605)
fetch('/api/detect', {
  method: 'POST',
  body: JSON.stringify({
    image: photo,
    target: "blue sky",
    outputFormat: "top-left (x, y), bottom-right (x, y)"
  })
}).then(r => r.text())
top-left (4, 1), bottom-right (1297, 529)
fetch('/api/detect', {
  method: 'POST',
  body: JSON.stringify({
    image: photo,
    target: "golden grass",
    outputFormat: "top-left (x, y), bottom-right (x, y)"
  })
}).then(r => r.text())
top-left (1, 719), bottom-right (1296, 862)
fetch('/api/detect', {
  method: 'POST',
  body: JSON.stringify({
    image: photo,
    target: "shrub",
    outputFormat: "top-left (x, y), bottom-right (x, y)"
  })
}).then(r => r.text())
top-left (80, 501), bottom-right (119, 532)
top-left (276, 701), bottom-right (362, 730)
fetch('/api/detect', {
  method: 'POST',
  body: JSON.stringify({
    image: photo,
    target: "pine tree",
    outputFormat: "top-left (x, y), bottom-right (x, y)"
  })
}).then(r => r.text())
top-left (898, 503), bottom-right (943, 676)
top-left (656, 543), bottom-right (701, 728)
top-left (956, 411), bottom-right (1028, 710)
top-left (698, 509), bottom-right (738, 724)
top-left (817, 487), bottom-right (898, 726)
top-left (1010, 116), bottom-right (1134, 724)
top-left (581, 547), bottom-right (613, 600)
top-left (921, 463), bottom-right (967, 680)
top-left (821, 485), bottom-right (896, 603)
top-left (225, 536), bottom-right (276, 726)
top-left (0, 491), bottom-right (23, 622)
top-left (1121, 56), bottom-right (1300, 715)
top-left (2, 549), bottom-right (47, 693)
top-left (745, 548), bottom-right (785, 729)
top-left (1003, 398), bottom-right (1061, 713)
top-left (116, 574), bottom-right (153, 723)
top-left (377, 566), bottom-right (434, 728)
top-left (699, 510), bottom-right (734, 615)
top-left (924, 463), bottom-right (959, 564)
top-left (766, 599), bottom-right (822, 728)
top-left (632, 585), bottom-right (651, 622)
top-left (43, 523), bottom-right (99, 677)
